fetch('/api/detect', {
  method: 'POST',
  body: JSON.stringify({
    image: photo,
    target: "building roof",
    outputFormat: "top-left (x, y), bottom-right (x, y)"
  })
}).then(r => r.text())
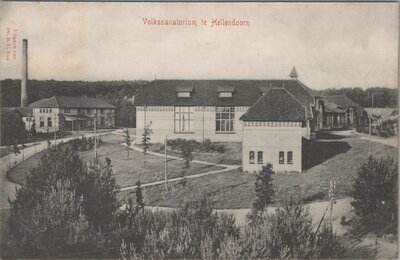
top-left (240, 88), bottom-right (307, 122)
top-left (29, 96), bottom-right (116, 109)
top-left (323, 95), bottom-right (360, 110)
top-left (135, 79), bottom-right (316, 116)
top-left (0, 107), bottom-right (33, 117)
top-left (14, 107), bottom-right (33, 117)
top-left (364, 108), bottom-right (398, 121)
top-left (324, 102), bottom-right (346, 114)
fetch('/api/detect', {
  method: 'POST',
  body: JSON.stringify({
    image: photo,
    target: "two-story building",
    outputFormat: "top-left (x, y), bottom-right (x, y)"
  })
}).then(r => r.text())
top-left (28, 96), bottom-right (116, 133)
top-left (134, 79), bottom-right (324, 173)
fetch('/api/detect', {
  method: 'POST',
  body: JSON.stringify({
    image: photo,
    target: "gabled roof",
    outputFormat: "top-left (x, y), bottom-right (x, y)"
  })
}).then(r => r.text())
top-left (240, 88), bottom-right (307, 122)
top-left (0, 107), bottom-right (33, 117)
top-left (29, 96), bottom-right (116, 109)
top-left (324, 102), bottom-right (345, 114)
top-left (324, 95), bottom-right (360, 110)
top-left (135, 79), bottom-right (317, 111)
top-left (14, 107), bottom-right (33, 117)
top-left (364, 108), bottom-right (398, 121)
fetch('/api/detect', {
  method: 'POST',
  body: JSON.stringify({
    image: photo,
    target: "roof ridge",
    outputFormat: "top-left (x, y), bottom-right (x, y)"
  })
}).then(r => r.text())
top-left (53, 95), bottom-right (60, 108)
top-left (295, 79), bottom-right (316, 98)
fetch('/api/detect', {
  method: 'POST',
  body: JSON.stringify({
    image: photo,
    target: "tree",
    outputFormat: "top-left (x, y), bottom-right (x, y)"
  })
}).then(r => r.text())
top-left (180, 141), bottom-right (194, 184)
top-left (135, 180), bottom-right (144, 211)
top-left (123, 128), bottom-right (131, 158)
top-left (9, 145), bottom-right (119, 257)
top-left (141, 122), bottom-right (153, 165)
top-left (30, 119), bottom-right (36, 136)
top-left (350, 156), bottom-right (398, 235)
top-left (1, 111), bottom-right (25, 146)
top-left (253, 163), bottom-right (275, 212)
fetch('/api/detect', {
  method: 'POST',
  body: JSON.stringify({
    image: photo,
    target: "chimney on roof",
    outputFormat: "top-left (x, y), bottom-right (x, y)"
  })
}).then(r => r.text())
top-left (21, 39), bottom-right (28, 107)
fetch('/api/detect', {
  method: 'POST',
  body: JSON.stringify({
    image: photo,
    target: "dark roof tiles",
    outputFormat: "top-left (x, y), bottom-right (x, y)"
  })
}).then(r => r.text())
top-left (240, 88), bottom-right (307, 122)
top-left (29, 96), bottom-right (116, 109)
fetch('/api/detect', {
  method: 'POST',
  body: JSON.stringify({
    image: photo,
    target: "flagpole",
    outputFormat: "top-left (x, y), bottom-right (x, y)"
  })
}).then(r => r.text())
top-left (164, 134), bottom-right (168, 190)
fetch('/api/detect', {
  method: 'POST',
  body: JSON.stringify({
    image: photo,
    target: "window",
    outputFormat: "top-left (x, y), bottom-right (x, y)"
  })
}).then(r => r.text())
top-left (47, 117), bottom-right (52, 127)
top-left (100, 109), bottom-right (105, 115)
top-left (279, 151), bottom-right (285, 164)
top-left (219, 92), bottom-right (233, 98)
top-left (86, 109), bottom-right (91, 114)
top-left (287, 151), bottom-right (293, 164)
top-left (64, 108), bottom-right (70, 113)
top-left (257, 151), bottom-right (263, 164)
top-left (174, 107), bottom-right (193, 132)
top-left (100, 117), bottom-right (105, 126)
top-left (216, 107), bottom-right (235, 133)
top-left (249, 151), bottom-right (255, 164)
top-left (39, 109), bottom-right (42, 113)
top-left (49, 109), bottom-right (52, 113)
top-left (177, 92), bottom-right (191, 98)
top-left (40, 117), bottom-right (44, 127)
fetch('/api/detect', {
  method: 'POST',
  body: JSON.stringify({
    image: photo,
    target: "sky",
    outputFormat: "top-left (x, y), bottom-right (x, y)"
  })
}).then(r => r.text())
top-left (0, 2), bottom-right (398, 90)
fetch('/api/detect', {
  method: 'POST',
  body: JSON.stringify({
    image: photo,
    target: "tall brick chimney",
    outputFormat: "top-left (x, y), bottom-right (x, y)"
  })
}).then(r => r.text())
top-left (21, 39), bottom-right (28, 107)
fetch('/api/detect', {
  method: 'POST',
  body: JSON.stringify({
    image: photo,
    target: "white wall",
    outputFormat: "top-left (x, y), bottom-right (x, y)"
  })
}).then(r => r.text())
top-left (33, 108), bottom-right (60, 133)
top-left (242, 122), bottom-right (302, 173)
top-left (135, 106), bottom-right (248, 144)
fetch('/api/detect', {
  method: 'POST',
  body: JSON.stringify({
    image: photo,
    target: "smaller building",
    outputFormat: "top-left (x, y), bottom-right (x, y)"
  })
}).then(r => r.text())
top-left (240, 88), bottom-right (306, 173)
top-left (323, 95), bottom-right (364, 129)
top-left (29, 96), bottom-right (116, 133)
top-left (14, 107), bottom-right (34, 131)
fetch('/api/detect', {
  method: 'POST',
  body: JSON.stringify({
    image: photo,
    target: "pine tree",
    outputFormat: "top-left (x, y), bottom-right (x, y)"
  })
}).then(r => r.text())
top-left (136, 180), bottom-right (145, 211)
top-left (253, 163), bottom-right (275, 212)
top-left (30, 119), bottom-right (37, 136)
top-left (123, 128), bottom-right (131, 158)
top-left (141, 123), bottom-right (153, 165)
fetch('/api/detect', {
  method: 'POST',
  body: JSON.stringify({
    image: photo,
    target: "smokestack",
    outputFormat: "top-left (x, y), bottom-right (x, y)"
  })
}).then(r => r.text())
top-left (21, 39), bottom-right (28, 107)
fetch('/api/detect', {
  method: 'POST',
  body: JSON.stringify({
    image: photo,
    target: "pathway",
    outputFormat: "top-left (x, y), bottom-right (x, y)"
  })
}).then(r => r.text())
top-left (0, 131), bottom-right (115, 209)
top-left (119, 142), bottom-right (240, 191)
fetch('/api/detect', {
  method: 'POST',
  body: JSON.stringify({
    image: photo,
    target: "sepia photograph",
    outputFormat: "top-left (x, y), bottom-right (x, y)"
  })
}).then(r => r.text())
top-left (0, 2), bottom-right (398, 259)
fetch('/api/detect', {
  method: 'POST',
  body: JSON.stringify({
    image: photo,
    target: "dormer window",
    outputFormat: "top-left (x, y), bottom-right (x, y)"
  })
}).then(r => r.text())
top-left (217, 86), bottom-right (235, 98)
top-left (176, 86), bottom-right (193, 98)
top-left (177, 92), bottom-right (191, 98)
top-left (219, 92), bottom-right (233, 98)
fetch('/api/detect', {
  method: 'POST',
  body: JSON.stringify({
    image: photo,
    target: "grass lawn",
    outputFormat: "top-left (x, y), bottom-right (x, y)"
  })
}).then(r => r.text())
top-left (120, 136), bottom-right (397, 209)
top-left (6, 134), bottom-right (224, 188)
top-left (144, 142), bottom-right (242, 165)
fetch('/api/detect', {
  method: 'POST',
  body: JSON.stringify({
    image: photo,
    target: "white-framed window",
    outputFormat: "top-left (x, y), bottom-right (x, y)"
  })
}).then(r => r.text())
top-left (40, 117), bottom-right (44, 127)
top-left (47, 117), bottom-right (52, 127)
top-left (100, 109), bottom-right (105, 115)
top-left (174, 107), bottom-right (193, 133)
top-left (49, 109), bottom-right (52, 113)
top-left (177, 92), bottom-right (191, 98)
top-left (249, 151), bottom-right (255, 164)
top-left (64, 108), bottom-right (71, 113)
top-left (287, 151), bottom-right (293, 164)
top-left (219, 92), bottom-right (233, 98)
top-left (279, 151), bottom-right (285, 164)
top-left (257, 151), bottom-right (263, 164)
top-left (216, 107), bottom-right (235, 133)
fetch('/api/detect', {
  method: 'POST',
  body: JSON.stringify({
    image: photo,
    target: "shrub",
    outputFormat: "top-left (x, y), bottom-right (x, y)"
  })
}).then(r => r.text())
top-left (118, 193), bottom-right (239, 259)
top-left (253, 163), bottom-right (275, 212)
top-left (350, 156), bottom-right (398, 235)
top-left (8, 145), bottom-right (119, 257)
top-left (224, 199), bottom-right (346, 259)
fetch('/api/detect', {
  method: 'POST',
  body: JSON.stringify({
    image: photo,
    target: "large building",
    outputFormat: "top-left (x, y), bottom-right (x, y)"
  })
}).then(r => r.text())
top-left (28, 96), bottom-right (116, 133)
top-left (134, 79), bottom-right (324, 173)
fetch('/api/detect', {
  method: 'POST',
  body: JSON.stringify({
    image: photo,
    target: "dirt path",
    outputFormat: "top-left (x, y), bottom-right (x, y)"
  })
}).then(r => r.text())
top-left (0, 131), bottom-right (116, 209)
top-left (118, 142), bottom-right (240, 191)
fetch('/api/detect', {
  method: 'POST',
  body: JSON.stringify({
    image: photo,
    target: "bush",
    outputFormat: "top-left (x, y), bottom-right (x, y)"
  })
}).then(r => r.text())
top-left (8, 145), bottom-right (119, 257)
top-left (119, 193), bottom-right (239, 259)
top-left (166, 138), bottom-right (226, 154)
top-left (350, 156), bottom-right (398, 235)
top-left (222, 199), bottom-right (346, 259)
